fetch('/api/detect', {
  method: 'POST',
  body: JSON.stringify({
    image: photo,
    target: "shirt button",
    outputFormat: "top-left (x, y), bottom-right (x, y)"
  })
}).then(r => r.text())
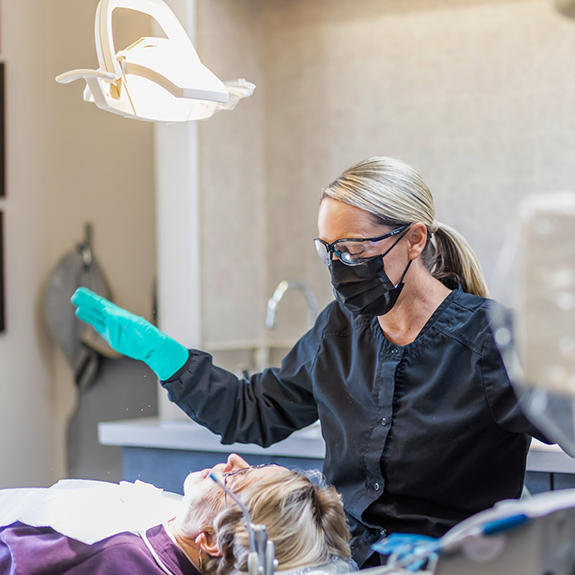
top-left (374, 482), bottom-right (380, 491)
top-left (391, 349), bottom-right (398, 355)
top-left (381, 418), bottom-right (387, 426)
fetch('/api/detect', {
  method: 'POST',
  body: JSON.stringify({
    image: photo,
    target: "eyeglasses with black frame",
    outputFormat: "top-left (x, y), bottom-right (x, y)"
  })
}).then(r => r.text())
top-left (314, 225), bottom-right (408, 266)
top-left (221, 463), bottom-right (281, 506)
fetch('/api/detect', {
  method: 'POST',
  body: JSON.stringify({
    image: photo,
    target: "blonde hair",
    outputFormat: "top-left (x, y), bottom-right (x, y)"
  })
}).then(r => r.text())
top-left (322, 157), bottom-right (489, 298)
top-left (202, 469), bottom-right (351, 575)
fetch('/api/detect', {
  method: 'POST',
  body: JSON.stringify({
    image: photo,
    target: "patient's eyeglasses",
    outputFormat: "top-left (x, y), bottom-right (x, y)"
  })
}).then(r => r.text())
top-left (221, 463), bottom-right (281, 506)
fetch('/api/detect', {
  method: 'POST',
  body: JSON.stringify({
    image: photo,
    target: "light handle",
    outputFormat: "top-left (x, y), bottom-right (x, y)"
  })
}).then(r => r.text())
top-left (96, 0), bottom-right (198, 78)
top-left (56, 69), bottom-right (118, 84)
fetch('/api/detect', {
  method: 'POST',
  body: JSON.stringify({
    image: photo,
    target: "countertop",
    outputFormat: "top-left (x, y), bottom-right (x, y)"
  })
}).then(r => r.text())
top-left (99, 417), bottom-right (325, 459)
top-left (99, 418), bottom-right (575, 473)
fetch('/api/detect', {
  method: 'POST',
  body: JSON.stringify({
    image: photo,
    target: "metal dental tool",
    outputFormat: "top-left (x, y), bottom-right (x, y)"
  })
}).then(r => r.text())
top-left (209, 472), bottom-right (277, 575)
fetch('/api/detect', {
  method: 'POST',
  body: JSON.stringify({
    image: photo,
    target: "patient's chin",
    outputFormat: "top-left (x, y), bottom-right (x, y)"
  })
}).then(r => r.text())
top-left (183, 471), bottom-right (203, 495)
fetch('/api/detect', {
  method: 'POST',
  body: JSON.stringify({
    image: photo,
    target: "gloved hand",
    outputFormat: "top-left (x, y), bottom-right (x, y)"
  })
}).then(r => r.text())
top-left (71, 287), bottom-right (189, 381)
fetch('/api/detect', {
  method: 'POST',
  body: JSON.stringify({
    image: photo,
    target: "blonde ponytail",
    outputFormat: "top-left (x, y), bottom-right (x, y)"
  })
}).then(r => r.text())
top-left (429, 223), bottom-right (489, 298)
top-left (322, 157), bottom-right (489, 297)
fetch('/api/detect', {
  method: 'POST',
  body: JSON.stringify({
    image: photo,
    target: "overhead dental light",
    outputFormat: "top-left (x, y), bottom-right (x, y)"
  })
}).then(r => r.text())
top-left (56, 0), bottom-right (255, 122)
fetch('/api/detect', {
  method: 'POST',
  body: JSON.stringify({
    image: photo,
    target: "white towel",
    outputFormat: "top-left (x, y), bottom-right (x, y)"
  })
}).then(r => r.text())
top-left (0, 479), bottom-right (183, 544)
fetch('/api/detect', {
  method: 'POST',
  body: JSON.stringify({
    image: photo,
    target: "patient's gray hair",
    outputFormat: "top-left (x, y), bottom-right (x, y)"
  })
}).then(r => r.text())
top-left (202, 469), bottom-right (351, 575)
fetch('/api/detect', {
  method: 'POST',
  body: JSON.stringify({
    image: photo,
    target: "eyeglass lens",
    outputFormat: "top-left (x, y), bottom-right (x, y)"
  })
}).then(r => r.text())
top-left (222, 462), bottom-right (279, 480)
top-left (314, 239), bottom-right (331, 265)
top-left (314, 238), bottom-right (383, 266)
top-left (314, 226), bottom-right (407, 266)
top-left (222, 462), bottom-right (280, 506)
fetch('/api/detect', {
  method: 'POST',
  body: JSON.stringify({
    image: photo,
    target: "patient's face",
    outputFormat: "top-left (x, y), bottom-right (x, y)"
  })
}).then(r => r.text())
top-left (184, 453), bottom-right (285, 496)
top-left (175, 454), bottom-right (285, 537)
top-left (183, 453), bottom-right (250, 495)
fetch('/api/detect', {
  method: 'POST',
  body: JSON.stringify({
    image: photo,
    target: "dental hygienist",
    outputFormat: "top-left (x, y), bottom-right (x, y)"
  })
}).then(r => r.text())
top-left (72, 157), bottom-right (547, 568)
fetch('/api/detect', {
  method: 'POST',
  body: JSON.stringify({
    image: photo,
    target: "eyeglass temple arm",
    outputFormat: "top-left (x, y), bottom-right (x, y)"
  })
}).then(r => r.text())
top-left (209, 473), bottom-right (277, 575)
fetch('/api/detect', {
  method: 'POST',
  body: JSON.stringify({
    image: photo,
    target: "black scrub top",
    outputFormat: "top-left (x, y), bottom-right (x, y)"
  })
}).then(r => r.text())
top-left (162, 287), bottom-right (547, 567)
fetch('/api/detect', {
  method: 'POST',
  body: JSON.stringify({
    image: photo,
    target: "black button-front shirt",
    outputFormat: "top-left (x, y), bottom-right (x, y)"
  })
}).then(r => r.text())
top-left (162, 287), bottom-right (548, 567)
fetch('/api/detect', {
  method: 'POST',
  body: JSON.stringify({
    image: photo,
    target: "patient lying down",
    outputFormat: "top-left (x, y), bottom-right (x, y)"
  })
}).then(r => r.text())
top-left (0, 454), bottom-right (353, 575)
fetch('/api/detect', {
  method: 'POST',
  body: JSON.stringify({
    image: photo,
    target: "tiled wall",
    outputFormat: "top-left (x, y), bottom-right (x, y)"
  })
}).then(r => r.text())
top-left (197, 0), bottom-right (575, 352)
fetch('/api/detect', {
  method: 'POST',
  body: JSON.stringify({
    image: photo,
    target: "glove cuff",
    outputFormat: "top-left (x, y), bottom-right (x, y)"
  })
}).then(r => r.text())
top-left (146, 335), bottom-right (189, 381)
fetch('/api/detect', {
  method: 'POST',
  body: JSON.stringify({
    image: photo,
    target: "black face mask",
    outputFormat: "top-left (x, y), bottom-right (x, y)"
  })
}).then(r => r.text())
top-left (329, 256), bottom-right (412, 317)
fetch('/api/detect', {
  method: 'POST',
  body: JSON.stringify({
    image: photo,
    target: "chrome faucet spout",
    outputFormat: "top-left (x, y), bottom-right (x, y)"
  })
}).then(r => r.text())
top-left (266, 281), bottom-right (318, 330)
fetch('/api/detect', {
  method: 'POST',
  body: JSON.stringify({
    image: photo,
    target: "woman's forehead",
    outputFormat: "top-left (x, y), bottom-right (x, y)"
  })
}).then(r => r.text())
top-left (318, 198), bottom-right (390, 241)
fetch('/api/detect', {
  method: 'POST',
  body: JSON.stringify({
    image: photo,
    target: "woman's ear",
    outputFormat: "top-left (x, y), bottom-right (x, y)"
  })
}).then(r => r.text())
top-left (195, 530), bottom-right (222, 558)
top-left (406, 223), bottom-right (428, 259)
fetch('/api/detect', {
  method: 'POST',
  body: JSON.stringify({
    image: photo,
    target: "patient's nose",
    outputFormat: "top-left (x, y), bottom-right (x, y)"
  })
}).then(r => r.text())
top-left (222, 453), bottom-right (250, 473)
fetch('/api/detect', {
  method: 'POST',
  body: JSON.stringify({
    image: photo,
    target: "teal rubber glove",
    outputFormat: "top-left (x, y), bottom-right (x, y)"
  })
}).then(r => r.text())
top-left (71, 287), bottom-right (189, 380)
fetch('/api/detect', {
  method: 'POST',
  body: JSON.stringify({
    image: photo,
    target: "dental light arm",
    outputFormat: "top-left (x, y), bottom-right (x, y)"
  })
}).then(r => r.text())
top-left (209, 473), bottom-right (277, 575)
top-left (95, 0), bottom-right (194, 80)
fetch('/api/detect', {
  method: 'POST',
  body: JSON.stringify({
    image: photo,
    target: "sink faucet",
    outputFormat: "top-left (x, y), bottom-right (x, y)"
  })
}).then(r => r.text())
top-left (266, 281), bottom-right (318, 331)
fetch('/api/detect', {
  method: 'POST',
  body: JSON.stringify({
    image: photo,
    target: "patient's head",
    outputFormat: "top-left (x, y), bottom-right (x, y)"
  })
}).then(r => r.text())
top-left (170, 454), bottom-right (351, 575)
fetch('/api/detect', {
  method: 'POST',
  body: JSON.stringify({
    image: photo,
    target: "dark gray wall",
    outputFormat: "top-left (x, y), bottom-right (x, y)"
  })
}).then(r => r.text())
top-left (67, 357), bottom-right (158, 481)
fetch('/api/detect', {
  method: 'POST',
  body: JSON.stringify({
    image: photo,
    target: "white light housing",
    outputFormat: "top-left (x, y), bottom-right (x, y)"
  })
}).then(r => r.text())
top-left (56, 0), bottom-right (255, 122)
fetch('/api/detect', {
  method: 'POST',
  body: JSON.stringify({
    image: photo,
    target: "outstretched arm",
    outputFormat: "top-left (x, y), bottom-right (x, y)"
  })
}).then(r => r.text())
top-left (73, 287), bottom-right (325, 447)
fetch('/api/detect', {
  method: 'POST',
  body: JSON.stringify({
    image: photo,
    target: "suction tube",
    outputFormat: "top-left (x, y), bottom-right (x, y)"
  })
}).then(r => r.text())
top-left (209, 472), bottom-right (276, 575)
top-left (209, 472), bottom-right (257, 553)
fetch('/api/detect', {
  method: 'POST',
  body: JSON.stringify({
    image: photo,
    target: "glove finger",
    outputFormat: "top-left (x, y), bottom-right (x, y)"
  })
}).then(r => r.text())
top-left (75, 308), bottom-right (106, 334)
top-left (101, 303), bottom-right (140, 324)
top-left (71, 287), bottom-right (114, 314)
top-left (75, 306), bottom-right (103, 326)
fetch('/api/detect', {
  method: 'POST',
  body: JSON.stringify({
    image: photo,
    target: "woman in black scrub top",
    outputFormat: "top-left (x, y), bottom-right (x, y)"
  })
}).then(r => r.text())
top-left (72, 157), bottom-right (548, 568)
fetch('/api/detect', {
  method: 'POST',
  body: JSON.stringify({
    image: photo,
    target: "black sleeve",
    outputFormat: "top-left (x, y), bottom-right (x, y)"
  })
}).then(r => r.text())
top-left (160, 306), bottom-right (333, 447)
top-left (481, 325), bottom-right (551, 443)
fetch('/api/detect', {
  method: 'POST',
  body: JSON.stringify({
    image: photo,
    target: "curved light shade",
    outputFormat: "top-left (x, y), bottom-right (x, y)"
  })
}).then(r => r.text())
top-left (56, 0), bottom-right (255, 122)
